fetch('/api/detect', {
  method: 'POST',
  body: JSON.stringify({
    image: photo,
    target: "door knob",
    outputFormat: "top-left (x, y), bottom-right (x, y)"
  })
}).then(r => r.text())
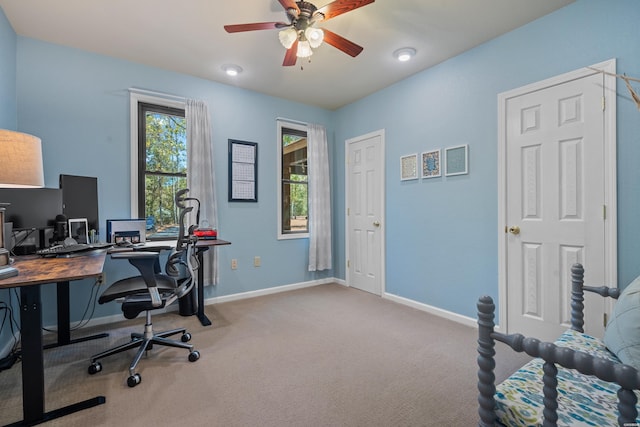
top-left (507, 225), bottom-right (520, 235)
top-left (373, 221), bottom-right (380, 227)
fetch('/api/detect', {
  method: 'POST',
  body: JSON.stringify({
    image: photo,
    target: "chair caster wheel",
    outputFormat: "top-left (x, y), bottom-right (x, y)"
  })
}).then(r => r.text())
top-left (181, 332), bottom-right (191, 342)
top-left (127, 373), bottom-right (142, 387)
top-left (88, 362), bottom-right (102, 375)
top-left (188, 350), bottom-right (200, 362)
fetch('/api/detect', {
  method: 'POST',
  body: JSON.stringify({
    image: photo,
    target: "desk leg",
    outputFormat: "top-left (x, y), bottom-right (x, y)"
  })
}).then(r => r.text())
top-left (44, 281), bottom-right (108, 349)
top-left (56, 281), bottom-right (71, 344)
top-left (196, 248), bottom-right (211, 326)
top-left (20, 285), bottom-right (45, 423)
top-left (10, 285), bottom-right (106, 427)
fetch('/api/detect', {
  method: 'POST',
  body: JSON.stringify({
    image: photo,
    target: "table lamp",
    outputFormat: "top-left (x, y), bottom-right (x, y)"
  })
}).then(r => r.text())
top-left (0, 129), bottom-right (44, 278)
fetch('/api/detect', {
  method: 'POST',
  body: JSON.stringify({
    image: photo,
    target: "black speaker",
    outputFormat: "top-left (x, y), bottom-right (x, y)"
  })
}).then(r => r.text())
top-left (52, 214), bottom-right (68, 244)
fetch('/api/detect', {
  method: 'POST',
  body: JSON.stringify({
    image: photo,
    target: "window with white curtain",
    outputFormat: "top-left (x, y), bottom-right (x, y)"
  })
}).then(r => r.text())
top-left (130, 92), bottom-right (186, 241)
top-left (277, 120), bottom-right (309, 239)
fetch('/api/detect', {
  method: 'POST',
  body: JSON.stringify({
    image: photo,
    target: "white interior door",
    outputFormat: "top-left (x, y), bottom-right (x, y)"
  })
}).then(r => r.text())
top-left (500, 61), bottom-right (617, 341)
top-left (346, 130), bottom-right (385, 295)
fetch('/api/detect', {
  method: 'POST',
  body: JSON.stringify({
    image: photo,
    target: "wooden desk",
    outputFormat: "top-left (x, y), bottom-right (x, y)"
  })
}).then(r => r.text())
top-left (0, 251), bottom-right (107, 426)
top-left (194, 239), bottom-right (230, 326)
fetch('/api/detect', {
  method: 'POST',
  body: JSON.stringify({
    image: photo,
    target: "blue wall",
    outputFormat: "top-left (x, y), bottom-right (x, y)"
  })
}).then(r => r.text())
top-left (0, 6), bottom-right (17, 352)
top-left (334, 0), bottom-right (640, 317)
top-left (1, 0), bottom-right (640, 328)
top-left (0, 7), bottom-right (16, 130)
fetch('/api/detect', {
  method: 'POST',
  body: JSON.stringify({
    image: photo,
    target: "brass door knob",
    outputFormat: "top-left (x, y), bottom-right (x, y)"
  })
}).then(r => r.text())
top-left (507, 226), bottom-right (520, 235)
top-left (373, 221), bottom-right (380, 227)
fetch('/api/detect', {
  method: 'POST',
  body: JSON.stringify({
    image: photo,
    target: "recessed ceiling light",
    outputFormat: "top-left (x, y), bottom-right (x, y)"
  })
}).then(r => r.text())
top-left (393, 47), bottom-right (416, 62)
top-left (222, 64), bottom-right (243, 76)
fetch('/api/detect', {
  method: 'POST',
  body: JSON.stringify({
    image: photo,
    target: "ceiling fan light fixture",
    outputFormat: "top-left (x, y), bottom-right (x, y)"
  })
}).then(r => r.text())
top-left (305, 27), bottom-right (324, 48)
top-left (296, 40), bottom-right (313, 58)
top-left (393, 47), bottom-right (416, 62)
top-left (279, 28), bottom-right (298, 49)
top-left (222, 64), bottom-right (243, 77)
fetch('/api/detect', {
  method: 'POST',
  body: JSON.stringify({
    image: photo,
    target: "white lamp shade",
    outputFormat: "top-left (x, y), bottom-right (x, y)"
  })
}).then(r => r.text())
top-left (0, 129), bottom-right (44, 188)
top-left (305, 27), bottom-right (324, 48)
top-left (296, 40), bottom-right (313, 58)
top-left (279, 28), bottom-right (298, 49)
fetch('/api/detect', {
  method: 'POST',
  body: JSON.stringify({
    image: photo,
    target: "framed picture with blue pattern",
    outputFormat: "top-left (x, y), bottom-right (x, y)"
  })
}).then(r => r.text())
top-left (421, 149), bottom-right (441, 179)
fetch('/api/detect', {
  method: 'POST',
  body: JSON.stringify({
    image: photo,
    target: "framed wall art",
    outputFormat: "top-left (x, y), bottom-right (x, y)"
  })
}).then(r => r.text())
top-left (445, 144), bottom-right (468, 176)
top-left (400, 154), bottom-right (418, 181)
top-left (228, 139), bottom-right (258, 202)
top-left (421, 149), bottom-right (441, 179)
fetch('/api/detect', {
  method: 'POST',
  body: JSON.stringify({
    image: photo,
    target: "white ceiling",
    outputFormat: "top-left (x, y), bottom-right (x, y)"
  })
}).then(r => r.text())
top-left (0, 0), bottom-right (574, 110)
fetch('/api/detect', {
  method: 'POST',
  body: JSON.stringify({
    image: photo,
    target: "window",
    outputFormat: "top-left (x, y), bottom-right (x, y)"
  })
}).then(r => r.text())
top-left (130, 93), bottom-right (186, 241)
top-left (277, 120), bottom-right (308, 239)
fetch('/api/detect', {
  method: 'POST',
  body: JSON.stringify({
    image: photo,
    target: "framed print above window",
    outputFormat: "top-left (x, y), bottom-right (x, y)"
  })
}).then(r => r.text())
top-left (421, 149), bottom-right (441, 179)
top-left (400, 154), bottom-right (419, 181)
top-left (445, 144), bottom-right (468, 176)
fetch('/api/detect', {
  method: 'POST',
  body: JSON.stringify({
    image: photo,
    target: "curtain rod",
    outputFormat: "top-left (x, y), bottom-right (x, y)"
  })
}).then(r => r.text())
top-left (276, 117), bottom-right (308, 126)
top-left (128, 87), bottom-right (187, 102)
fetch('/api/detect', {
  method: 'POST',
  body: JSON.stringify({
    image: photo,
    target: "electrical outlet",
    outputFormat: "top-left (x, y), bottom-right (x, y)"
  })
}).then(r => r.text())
top-left (254, 256), bottom-right (261, 267)
top-left (231, 259), bottom-right (238, 270)
top-left (97, 272), bottom-right (106, 285)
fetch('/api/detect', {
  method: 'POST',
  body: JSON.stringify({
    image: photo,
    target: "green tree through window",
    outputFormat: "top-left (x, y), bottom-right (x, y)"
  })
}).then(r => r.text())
top-left (138, 103), bottom-right (186, 240)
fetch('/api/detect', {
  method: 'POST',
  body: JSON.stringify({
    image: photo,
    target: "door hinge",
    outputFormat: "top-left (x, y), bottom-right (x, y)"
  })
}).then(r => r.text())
top-left (604, 312), bottom-right (608, 327)
top-left (602, 96), bottom-right (606, 111)
top-left (347, 259), bottom-right (350, 268)
top-left (347, 208), bottom-right (350, 216)
top-left (603, 204), bottom-right (607, 220)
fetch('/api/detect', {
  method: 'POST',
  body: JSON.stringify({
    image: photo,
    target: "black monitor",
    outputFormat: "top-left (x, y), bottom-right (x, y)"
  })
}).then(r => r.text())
top-left (59, 174), bottom-right (99, 235)
top-left (0, 188), bottom-right (63, 230)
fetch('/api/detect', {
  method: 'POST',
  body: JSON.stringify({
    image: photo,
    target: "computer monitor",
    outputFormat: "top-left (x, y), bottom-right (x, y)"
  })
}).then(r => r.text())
top-left (0, 188), bottom-right (63, 230)
top-left (60, 174), bottom-right (99, 235)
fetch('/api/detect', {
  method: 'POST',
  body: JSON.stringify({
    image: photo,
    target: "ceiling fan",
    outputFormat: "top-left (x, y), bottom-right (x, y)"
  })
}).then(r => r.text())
top-left (224, 0), bottom-right (375, 67)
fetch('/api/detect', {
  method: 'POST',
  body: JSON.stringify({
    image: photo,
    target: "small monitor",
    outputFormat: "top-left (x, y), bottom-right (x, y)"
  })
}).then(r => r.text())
top-left (68, 218), bottom-right (89, 244)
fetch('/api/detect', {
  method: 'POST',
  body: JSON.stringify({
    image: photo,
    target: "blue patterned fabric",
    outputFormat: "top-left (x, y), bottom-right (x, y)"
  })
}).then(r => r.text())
top-left (495, 329), bottom-right (640, 426)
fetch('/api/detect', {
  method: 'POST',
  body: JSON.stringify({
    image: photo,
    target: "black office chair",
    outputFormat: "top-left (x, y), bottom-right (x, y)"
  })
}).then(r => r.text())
top-left (88, 189), bottom-right (201, 387)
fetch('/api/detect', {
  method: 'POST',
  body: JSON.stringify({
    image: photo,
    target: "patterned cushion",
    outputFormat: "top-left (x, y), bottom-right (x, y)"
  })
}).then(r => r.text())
top-left (604, 275), bottom-right (640, 370)
top-left (495, 329), bottom-right (640, 426)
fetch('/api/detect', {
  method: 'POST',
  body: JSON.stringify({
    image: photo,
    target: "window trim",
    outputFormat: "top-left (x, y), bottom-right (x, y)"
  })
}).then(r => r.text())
top-left (129, 91), bottom-right (185, 229)
top-left (277, 120), bottom-right (309, 240)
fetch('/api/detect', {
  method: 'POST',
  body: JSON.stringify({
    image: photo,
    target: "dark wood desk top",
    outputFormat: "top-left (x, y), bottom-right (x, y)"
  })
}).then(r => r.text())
top-left (0, 251), bottom-right (107, 288)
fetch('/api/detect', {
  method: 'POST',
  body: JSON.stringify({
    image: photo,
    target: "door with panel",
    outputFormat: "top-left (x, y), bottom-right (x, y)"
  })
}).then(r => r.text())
top-left (346, 130), bottom-right (385, 295)
top-left (503, 68), bottom-right (614, 341)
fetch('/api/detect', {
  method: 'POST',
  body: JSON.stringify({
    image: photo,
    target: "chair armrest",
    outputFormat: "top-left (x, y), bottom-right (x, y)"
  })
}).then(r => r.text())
top-left (148, 286), bottom-right (162, 307)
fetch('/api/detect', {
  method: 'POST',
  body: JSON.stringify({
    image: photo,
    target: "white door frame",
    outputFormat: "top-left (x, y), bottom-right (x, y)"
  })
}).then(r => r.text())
top-left (345, 129), bottom-right (386, 294)
top-left (497, 59), bottom-right (617, 332)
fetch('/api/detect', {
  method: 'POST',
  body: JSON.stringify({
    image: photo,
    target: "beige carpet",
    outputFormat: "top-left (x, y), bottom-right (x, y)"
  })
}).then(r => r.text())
top-left (0, 284), bottom-right (529, 426)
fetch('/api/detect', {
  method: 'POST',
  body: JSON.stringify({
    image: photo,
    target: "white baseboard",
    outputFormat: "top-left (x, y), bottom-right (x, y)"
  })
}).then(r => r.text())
top-left (203, 278), bottom-right (336, 305)
top-left (383, 291), bottom-right (477, 329)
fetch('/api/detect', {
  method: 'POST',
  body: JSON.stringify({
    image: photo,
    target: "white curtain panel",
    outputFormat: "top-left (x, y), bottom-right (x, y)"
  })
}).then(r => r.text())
top-left (186, 99), bottom-right (219, 285)
top-left (307, 123), bottom-right (332, 271)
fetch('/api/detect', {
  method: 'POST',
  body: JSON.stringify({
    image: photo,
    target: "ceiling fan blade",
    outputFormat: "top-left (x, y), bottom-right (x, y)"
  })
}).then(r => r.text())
top-left (283, 40), bottom-right (298, 66)
top-left (322, 29), bottom-right (363, 57)
top-left (224, 22), bottom-right (285, 33)
top-left (278, 0), bottom-right (299, 12)
top-left (317, 0), bottom-right (375, 21)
